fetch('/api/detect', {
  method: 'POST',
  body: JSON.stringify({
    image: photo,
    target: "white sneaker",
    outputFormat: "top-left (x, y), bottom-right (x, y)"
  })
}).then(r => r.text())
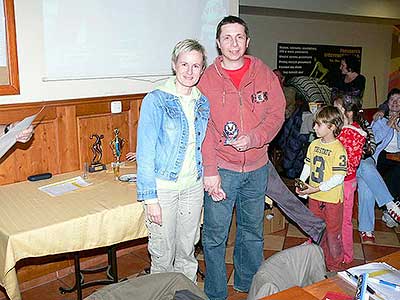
top-left (382, 210), bottom-right (399, 228)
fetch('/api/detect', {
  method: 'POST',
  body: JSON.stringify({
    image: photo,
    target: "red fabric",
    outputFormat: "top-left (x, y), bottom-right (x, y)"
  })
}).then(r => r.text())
top-left (223, 57), bottom-right (250, 89)
top-left (309, 198), bottom-right (344, 271)
top-left (198, 55), bottom-right (286, 176)
top-left (342, 177), bottom-right (357, 263)
top-left (337, 122), bottom-right (366, 180)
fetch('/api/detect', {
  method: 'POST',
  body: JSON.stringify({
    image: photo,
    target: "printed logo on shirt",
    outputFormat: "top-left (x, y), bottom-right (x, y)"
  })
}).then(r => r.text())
top-left (251, 91), bottom-right (268, 103)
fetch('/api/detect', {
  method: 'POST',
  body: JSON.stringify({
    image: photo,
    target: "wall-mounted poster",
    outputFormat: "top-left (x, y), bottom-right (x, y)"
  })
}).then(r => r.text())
top-left (277, 43), bottom-right (362, 87)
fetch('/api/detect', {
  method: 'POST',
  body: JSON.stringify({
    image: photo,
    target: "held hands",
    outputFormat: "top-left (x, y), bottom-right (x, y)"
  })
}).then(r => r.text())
top-left (230, 134), bottom-right (251, 152)
top-left (16, 125), bottom-right (34, 143)
top-left (146, 203), bottom-right (162, 225)
top-left (204, 175), bottom-right (226, 202)
top-left (388, 112), bottom-right (400, 131)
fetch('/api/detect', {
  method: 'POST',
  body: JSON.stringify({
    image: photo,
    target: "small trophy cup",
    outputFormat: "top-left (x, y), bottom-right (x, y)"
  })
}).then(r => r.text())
top-left (89, 134), bottom-right (107, 172)
top-left (223, 121), bottom-right (239, 145)
top-left (110, 128), bottom-right (126, 179)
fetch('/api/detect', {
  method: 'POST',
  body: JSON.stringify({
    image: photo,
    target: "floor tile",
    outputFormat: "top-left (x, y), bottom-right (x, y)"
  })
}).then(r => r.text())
top-left (362, 244), bottom-right (400, 262)
top-left (286, 223), bottom-right (307, 238)
top-left (374, 231), bottom-right (400, 247)
top-left (353, 243), bottom-right (364, 260)
top-left (263, 235), bottom-right (285, 251)
top-left (283, 236), bottom-right (308, 249)
top-left (263, 250), bottom-right (279, 260)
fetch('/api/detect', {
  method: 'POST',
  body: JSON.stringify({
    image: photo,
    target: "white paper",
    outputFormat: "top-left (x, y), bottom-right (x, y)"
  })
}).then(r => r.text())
top-left (0, 110), bottom-right (42, 158)
top-left (338, 262), bottom-right (400, 300)
top-left (38, 176), bottom-right (92, 197)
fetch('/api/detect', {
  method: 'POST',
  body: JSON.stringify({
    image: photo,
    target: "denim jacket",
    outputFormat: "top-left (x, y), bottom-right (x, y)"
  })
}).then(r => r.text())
top-left (372, 117), bottom-right (400, 162)
top-left (136, 88), bottom-right (209, 201)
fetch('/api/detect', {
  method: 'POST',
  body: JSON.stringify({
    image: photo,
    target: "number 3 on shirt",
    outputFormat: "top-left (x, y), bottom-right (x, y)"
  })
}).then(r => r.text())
top-left (311, 156), bottom-right (325, 183)
top-left (311, 154), bottom-right (346, 183)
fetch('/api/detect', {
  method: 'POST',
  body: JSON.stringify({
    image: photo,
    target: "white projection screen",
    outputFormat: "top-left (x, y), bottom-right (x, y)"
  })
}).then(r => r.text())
top-left (42, 0), bottom-right (233, 81)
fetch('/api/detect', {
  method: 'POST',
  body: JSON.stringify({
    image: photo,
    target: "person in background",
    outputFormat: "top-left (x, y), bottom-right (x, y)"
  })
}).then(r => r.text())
top-left (135, 39), bottom-right (209, 282)
top-left (332, 55), bottom-right (366, 99)
top-left (333, 95), bottom-right (366, 264)
top-left (198, 16), bottom-right (285, 300)
top-left (356, 116), bottom-right (400, 243)
top-left (297, 106), bottom-right (347, 271)
top-left (0, 123), bottom-right (34, 143)
top-left (273, 69), bottom-right (296, 119)
top-left (372, 88), bottom-right (400, 214)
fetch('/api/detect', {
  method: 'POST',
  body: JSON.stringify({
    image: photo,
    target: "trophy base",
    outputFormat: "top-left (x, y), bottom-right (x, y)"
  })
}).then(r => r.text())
top-left (89, 163), bottom-right (107, 173)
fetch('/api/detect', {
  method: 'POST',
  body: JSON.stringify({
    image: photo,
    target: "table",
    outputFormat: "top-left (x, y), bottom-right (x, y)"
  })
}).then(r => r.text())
top-left (261, 251), bottom-right (400, 300)
top-left (0, 163), bottom-right (146, 300)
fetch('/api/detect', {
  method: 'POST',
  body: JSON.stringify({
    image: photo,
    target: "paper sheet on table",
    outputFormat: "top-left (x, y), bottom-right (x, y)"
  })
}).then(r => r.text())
top-left (38, 176), bottom-right (92, 197)
top-left (0, 109), bottom-right (42, 158)
top-left (338, 262), bottom-right (400, 300)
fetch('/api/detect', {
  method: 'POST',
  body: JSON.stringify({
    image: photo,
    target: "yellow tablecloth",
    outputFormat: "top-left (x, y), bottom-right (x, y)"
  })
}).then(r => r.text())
top-left (0, 164), bottom-right (146, 300)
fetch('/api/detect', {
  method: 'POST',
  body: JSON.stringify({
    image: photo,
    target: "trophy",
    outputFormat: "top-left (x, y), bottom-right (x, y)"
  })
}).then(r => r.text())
top-left (89, 134), bottom-right (107, 172)
top-left (223, 121), bottom-right (239, 145)
top-left (110, 128), bottom-right (126, 179)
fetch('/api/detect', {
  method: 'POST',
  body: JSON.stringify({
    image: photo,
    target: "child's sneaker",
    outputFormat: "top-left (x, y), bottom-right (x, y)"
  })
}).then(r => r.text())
top-left (360, 231), bottom-right (375, 244)
top-left (382, 210), bottom-right (399, 228)
top-left (386, 199), bottom-right (400, 223)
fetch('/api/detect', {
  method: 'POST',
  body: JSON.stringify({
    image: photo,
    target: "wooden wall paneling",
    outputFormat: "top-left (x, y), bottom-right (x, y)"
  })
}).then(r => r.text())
top-left (0, 94), bottom-right (144, 185)
top-left (56, 106), bottom-right (79, 173)
top-left (0, 106), bottom-right (59, 184)
top-left (128, 98), bottom-right (142, 153)
top-left (77, 112), bottom-right (130, 167)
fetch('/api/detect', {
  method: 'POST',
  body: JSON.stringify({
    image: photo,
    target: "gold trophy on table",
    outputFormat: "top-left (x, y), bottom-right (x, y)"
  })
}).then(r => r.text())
top-left (110, 128), bottom-right (125, 179)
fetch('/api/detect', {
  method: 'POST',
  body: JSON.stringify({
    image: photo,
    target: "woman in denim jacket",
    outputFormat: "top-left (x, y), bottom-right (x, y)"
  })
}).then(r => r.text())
top-left (136, 39), bottom-right (209, 282)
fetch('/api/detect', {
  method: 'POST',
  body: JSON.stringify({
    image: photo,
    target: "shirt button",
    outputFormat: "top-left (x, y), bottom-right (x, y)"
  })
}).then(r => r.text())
top-left (197, 147), bottom-right (200, 150)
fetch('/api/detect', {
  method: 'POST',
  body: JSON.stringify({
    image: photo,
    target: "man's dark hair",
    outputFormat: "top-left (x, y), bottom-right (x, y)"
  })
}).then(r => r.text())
top-left (216, 15), bottom-right (249, 39)
top-left (341, 55), bottom-right (361, 74)
top-left (387, 88), bottom-right (400, 101)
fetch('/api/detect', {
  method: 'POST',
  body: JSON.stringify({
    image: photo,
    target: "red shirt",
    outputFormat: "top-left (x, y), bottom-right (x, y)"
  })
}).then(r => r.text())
top-left (337, 122), bottom-right (366, 180)
top-left (223, 58), bottom-right (251, 89)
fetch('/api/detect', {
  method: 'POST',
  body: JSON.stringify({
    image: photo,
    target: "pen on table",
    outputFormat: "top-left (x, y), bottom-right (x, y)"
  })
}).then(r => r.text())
top-left (368, 277), bottom-right (400, 289)
top-left (345, 271), bottom-right (384, 300)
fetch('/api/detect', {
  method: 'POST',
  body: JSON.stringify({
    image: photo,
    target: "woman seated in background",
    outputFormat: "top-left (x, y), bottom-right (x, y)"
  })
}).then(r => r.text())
top-left (135, 39), bottom-right (209, 282)
top-left (332, 55), bottom-right (366, 99)
top-left (373, 88), bottom-right (400, 206)
top-left (357, 89), bottom-right (400, 243)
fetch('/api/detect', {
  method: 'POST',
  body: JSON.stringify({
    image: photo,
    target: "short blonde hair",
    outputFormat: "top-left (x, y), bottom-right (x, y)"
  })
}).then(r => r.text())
top-left (314, 106), bottom-right (344, 137)
top-left (171, 39), bottom-right (206, 72)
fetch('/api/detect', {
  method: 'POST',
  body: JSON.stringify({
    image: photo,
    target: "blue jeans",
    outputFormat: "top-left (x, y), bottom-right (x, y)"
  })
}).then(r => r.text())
top-left (202, 165), bottom-right (268, 300)
top-left (357, 157), bottom-right (393, 232)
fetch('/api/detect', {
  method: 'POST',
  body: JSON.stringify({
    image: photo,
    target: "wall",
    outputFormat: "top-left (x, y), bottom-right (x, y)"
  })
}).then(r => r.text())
top-left (241, 14), bottom-right (393, 108)
top-left (240, 0), bottom-right (400, 20)
top-left (0, 0), bottom-right (238, 105)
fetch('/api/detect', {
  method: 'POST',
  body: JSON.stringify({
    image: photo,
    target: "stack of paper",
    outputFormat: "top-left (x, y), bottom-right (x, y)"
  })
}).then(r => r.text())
top-left (38, 176), bottom-right (92, 197)
top-left (338, 262), bottom-right (400, 300)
